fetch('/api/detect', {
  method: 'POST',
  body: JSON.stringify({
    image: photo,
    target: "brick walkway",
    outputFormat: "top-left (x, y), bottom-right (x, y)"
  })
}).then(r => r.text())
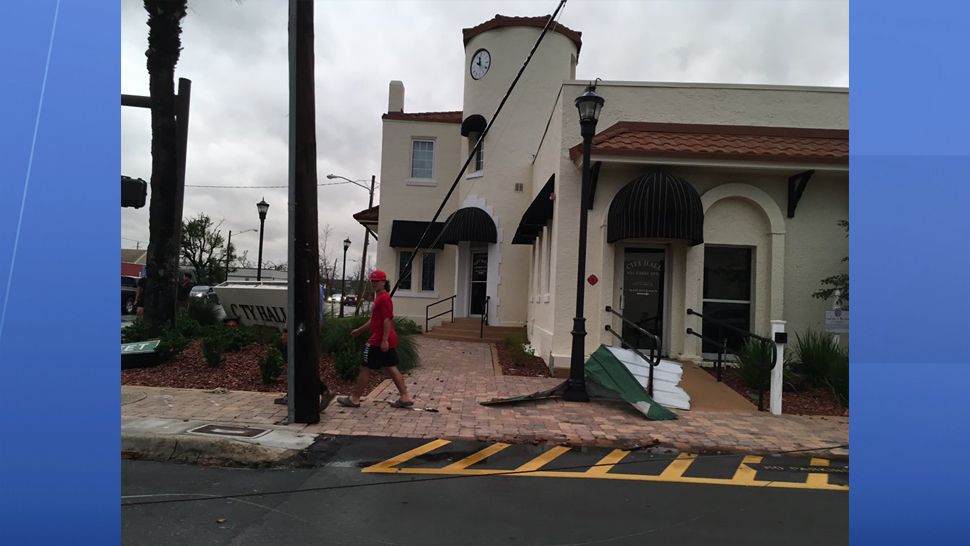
top-left (122, 337), bottom-right (848, 456)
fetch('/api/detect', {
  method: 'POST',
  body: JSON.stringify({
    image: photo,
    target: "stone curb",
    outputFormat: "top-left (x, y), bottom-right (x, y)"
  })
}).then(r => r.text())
top-left (122, 432), bottom-right (301, 467)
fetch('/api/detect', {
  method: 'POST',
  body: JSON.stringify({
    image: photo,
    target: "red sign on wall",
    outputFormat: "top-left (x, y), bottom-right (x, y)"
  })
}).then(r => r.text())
top-left (587, 274), bottom-right (598, 286)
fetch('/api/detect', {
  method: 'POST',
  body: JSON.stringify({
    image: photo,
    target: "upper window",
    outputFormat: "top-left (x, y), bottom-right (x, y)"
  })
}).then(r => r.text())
top-left (469, 132), bottom-right (484, 173)
top-left (410, 140), bottom-right (434, 179)
top-left (398, 251), bottom-right (413, 290)
top-left (421, 252), bottom-right (436, 291)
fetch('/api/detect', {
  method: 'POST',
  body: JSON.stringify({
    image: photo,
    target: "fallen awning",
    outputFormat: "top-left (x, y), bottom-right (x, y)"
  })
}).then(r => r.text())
top-left (511, 175), bottom-right (555, 245)
top-left (607, 170), bottom-right (704, 246)
top-left (389, 220), bottom-right (446, 249)
top-left (440, 207), bottom-right (497, 245)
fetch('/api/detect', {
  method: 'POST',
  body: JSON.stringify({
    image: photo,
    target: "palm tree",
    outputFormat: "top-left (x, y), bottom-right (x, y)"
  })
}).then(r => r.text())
top-left (141, 0), bottom-right (187, 326)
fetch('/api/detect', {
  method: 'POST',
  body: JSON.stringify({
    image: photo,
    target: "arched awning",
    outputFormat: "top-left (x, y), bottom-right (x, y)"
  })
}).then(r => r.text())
top-left (511, 175), bottom-right (555, 245)
top-left (607, 171), bottom-right (704, 245)
top-left (461, 114), bottom-right (487, 137)
top-left (440, 207), bottom-right (497, 245)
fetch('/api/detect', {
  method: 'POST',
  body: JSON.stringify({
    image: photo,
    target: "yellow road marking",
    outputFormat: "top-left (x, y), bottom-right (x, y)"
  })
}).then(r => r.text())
top-left (658, 452), bottom-right (697, 480)
top-left (806, 457), bottom-right (831, 487)
top-left (442, 443), bottom-right (511, 471)
top-left (514, 446), bottom-right (571, 473)
top-left (733, 455), bottom-right (763, 484)
top-left (585, 449), bottom-right (630, 475)
top-left (361, 439), bottom-right (451, 472)
top-left (362, 442), bottom-right (848, 491)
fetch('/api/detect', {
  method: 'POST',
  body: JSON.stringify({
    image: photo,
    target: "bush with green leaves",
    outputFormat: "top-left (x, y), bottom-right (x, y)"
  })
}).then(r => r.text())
top-left (218, 323), bottom-right (260, 352)
top-left (794, 328), bottom-right (846, 387)
top-left (187, 299), bottom-right (222, 326)
top-left (320, 315), bottom-right (420, 376)
top-left (201, 334), bottom-right (226, 367)
top-left (735, 338), bottom-right (773, 391)
top-left (827, 351), bottom-right (849, 405)
top-left (261, 348), bottom-right (285, 384)
top-left (121, 319), bottom-right (162, 344)
top-left (334, 346), bottom-right (362, 381)
top-left (394, 317), bottom-right (423, 335)
top-left (501, 334), bottom-right (532, 367)
top-left (155, 329), bottom-right (188, 362)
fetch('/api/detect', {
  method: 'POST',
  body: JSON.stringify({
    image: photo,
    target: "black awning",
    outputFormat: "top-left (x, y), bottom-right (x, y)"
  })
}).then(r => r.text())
top-left (389, 220), bottom-right (446, 249)
top-left (511, 175), bottom-right (555, 245)
top-left (460, 114), bottom-right (487, 136)
top-left (607, 171), bottom-right (704, 246)
top-left (440, 207), bottom-right (497, 244)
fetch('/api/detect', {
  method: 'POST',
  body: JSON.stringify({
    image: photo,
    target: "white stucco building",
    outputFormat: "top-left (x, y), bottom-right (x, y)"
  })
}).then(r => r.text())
top-left (360, 15), bottom-right (848, 374)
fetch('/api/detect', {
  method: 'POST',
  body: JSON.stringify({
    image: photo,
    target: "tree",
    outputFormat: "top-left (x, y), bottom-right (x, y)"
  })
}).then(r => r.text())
top-left (813, 220), bottom-right (849, 310)
top-left (141, 0), bottom-right (188, 326)
top-left (180, 213), bottom-right (228, 284)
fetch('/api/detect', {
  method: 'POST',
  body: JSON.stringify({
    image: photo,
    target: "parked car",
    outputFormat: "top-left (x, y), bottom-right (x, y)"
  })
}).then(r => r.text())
top-left (326, 293), bottom-right (343, 304)
top-left (122, 275), bottom-right (139, 315)
top-left (189, 285), bottom-right (218, 303)
top-left (343, 294), bottom-right (358, 306)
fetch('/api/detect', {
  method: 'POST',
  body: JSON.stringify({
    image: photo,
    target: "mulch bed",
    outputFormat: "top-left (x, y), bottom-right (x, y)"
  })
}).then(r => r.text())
top-left (702, 365), bottom-right (848, 417)
top-left (494, 343), bottom-right (551, 377)
top-left (121, 340), bottom-right (385, 396)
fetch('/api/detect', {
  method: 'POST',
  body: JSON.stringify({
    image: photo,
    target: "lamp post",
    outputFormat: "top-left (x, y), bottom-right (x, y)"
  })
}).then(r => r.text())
top-left (340, 237), bottom-right (351, 318)
top-left (225, 228), bottom-right (257, 281)
top-left (256, 198), bottom-right (269, 281)
top-left (327, 173), bottom-right (376, 316)
top-left (564, 83), bottom-right (605, 402)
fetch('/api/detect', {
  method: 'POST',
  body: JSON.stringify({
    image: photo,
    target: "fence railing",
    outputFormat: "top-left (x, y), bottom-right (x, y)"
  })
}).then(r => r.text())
top-left (480, 296), bottom-right (490, 338)
top-left (425, 295), bottom-right (456, 333)
top-left (604, 305), bottom-right (661, 397)
top-left (684, 328), bottom-right (728, 382)
top-left (686, 308), bottom-right (777, 411)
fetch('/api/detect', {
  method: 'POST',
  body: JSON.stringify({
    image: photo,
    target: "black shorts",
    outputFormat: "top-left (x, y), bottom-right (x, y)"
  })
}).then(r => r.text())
top-left (363, 344), bottom-right (399, 370)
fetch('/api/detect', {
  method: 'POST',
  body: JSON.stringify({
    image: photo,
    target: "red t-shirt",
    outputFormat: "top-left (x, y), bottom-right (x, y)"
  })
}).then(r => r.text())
top-left (368, 292), bottom-right (398, 348)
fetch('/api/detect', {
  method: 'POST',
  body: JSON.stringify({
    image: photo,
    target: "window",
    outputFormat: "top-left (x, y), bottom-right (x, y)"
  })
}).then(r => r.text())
top-left (398, 251), bottom-right (413, 290)
top-left (469, 132), bottom-right (484, 173)
top-left (421, 252), bottom-right (436, 291)
top-left (702, 246), bottom-right (753, 354)
top-left (410, 140), bottom-right (434, 179)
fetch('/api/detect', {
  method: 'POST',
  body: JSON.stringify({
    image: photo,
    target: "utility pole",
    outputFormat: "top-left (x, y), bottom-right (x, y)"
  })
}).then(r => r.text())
top-left (355, 175), bottom-right (376, 316)
top-left (286, 0), bottom-right (328, 424)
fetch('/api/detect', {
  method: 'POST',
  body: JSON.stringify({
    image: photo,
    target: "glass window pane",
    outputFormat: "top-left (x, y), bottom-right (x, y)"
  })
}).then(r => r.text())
top-left (703, 246), bottom-right (752, 301)
top-left (422, 253), bottom-right (435, 291)
top-left (398, 251), bottom-right (412, 290)
top-left (411, 140), bottom-right (434, 178)
top-left (701, 301), bottom-right (751, 354)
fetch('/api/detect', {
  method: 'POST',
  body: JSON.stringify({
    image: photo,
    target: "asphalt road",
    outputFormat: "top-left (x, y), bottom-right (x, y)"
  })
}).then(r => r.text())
top-left (122, 436), bottom-right (847, 546)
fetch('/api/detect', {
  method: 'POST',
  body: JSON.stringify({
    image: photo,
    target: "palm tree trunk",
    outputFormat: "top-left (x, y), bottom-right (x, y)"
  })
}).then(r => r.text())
top-left (142, 0), bottom-right (187, 326)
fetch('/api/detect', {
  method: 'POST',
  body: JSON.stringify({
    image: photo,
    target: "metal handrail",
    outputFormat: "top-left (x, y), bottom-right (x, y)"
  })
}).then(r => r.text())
top-left (480, 296), bottom-right (490, 338)
top-left (604, 305), bottom-right (662, 397)
top-left (686, 308), bottom-right (777, 411)
top-left (685, 328), bottom-right (728, 382)
top-left (425, 295), bottom-right (456, 333)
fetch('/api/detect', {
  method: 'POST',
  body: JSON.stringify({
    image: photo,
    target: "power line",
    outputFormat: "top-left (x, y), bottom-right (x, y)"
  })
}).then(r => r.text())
top-left (185, 181), bottom-right (380, 190)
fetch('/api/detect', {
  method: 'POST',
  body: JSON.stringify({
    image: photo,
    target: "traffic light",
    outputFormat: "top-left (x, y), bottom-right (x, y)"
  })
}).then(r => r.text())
top-left (122, 175), bottom-right (147, 208)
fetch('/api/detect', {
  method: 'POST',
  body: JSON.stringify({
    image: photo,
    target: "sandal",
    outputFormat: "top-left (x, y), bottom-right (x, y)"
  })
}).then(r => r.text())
top-left (389, 399), bottom-right (414, 408)
top-left (336, 396), bottom-right (360, 408)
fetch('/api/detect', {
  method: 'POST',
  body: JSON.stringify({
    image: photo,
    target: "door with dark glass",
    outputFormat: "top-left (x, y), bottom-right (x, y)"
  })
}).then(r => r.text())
top-left (470, 251), bottom-right (488, 315)
top-left (702, 246), bottom-right (753, 355)
top-left (621, 248), bottom-right (665, 351)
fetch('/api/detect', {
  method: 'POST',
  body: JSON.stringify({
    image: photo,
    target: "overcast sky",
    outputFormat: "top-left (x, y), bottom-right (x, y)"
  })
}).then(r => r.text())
top-left (121, 0), bottom-right (847, 270)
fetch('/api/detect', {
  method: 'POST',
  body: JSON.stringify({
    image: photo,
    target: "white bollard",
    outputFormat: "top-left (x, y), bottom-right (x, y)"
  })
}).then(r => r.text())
top-left (770, 320), bottom-right (787, 415)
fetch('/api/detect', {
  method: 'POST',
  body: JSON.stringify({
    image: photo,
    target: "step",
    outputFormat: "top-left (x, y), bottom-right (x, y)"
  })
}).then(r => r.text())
top-left (423, 331), bottom-right (504, 344)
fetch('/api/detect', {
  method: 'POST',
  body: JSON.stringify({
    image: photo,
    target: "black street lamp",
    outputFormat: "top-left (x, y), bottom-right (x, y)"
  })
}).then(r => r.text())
top-left (340, 237), bottom-right (351, 318)
top-left (256, 198), bottom-right (269, 281)
top-left (564, 83), bottom-right (605, 402)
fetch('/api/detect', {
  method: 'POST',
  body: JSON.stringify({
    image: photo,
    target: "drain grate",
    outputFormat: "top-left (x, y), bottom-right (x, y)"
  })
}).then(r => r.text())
top-left (188, 424), bottom-right (270, 438)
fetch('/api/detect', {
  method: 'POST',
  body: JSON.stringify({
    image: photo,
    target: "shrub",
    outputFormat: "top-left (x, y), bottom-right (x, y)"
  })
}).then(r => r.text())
top-left (155, 329), bottom-right (188, 362)
top-left (794, 328), bottom-right (846, 387)
top-left (172, 312), bottom-right (204, 340)
top-left (187, 299), bottom-right (221, 326)
top-left (261, 348), bottom-right (285, 384)
top-left (394, 317), bottom-right (423, 335)
top-left (827, 352), bottom-right (849, 405)
top-left (121, 319), bottom-right (161, 343)
top-left (394, 330), bottom-right (419, 373)
top-left (736, 338), bottom-right (773, 391)
top-left (320, 316), bottom-right (369, 355)
top-left (334, 346), bottom-right (361, 381)
top-left (219, 324), bottom-right (259, 352)
top-left (502, 334), bottom-right (532, 368)
top-left (201, 334), bottom-right (226, 367)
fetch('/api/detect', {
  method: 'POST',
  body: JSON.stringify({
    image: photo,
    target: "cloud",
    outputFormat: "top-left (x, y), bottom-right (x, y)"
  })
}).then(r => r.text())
top-left (122, 0), bottom-right (847, 266)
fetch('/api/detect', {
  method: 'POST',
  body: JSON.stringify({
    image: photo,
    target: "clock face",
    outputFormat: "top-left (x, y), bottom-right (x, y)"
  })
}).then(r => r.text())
top-left (470, 48), bottom-right (490, 80)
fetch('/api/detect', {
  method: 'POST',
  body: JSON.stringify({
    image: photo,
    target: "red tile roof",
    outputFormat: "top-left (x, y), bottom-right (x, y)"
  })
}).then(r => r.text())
top-left (382, 111), bottom-right (463, 124)
top-left (353, 205), bottom-right (379, 225)
top-left (463, 15), bottom-right (582, 53)
top-left (569, 122), bottom-right (849, 165)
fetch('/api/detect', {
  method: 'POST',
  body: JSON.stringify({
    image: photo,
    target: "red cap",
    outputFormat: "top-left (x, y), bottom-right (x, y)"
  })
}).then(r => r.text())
top-left (369, 270), bottom-right (388, 281)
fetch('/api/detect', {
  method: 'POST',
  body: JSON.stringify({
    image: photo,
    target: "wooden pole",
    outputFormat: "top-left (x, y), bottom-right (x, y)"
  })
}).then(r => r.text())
top-left (355, 175), bottom-right (375, 316)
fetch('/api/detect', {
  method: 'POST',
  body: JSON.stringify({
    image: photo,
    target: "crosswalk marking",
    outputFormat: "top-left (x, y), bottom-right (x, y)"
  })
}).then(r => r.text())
top-left (442, 443), bottom-right (511, 471)
top-left (806, 457), bottom-right (831, 487)
top-left (585, 449), bottom-right (629, 475)
top-left (362, 439), bottom-right (848, 491)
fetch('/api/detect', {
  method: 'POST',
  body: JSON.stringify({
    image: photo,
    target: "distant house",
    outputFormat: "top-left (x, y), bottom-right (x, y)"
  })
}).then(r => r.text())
top-left (361, 14), bottom-right (848, 374)
top-left (121, 248), bottom-right (147, 277)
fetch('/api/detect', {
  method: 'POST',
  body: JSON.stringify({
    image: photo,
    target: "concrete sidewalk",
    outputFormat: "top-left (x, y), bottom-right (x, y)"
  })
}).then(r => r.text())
top-left (122, 337), bottom-right (848, 464)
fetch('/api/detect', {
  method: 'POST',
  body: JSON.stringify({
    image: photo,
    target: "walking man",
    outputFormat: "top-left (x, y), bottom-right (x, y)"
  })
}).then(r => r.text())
top-left (337, 270), bottom-right (414, 408)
